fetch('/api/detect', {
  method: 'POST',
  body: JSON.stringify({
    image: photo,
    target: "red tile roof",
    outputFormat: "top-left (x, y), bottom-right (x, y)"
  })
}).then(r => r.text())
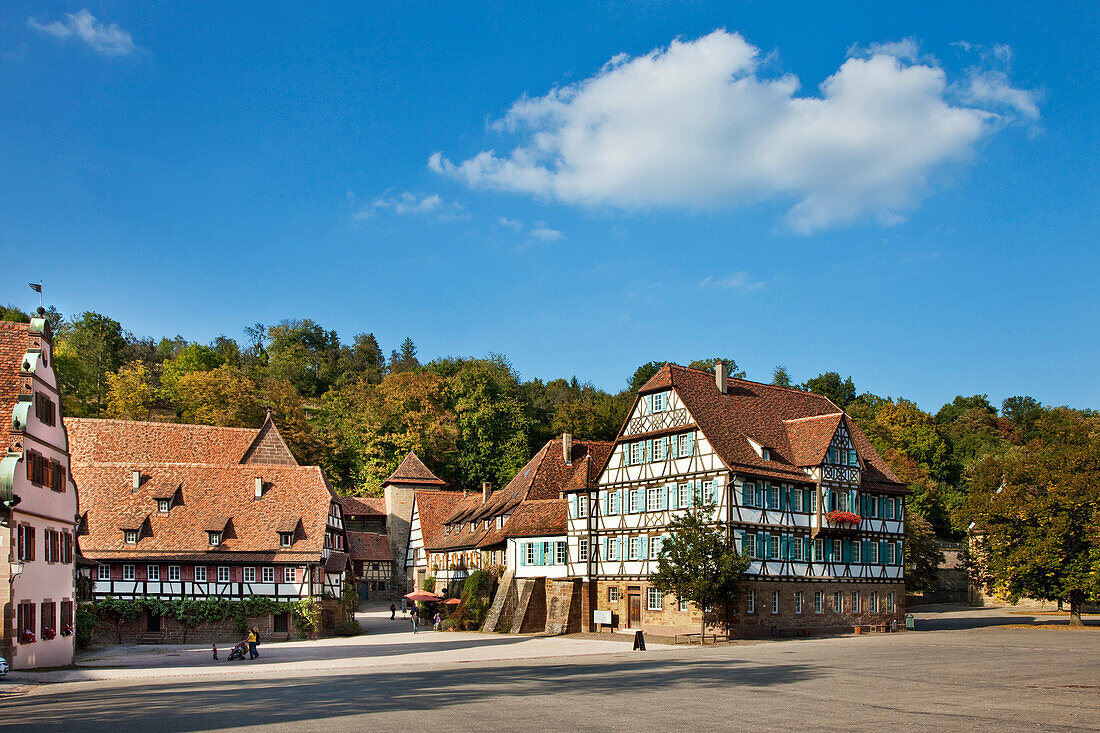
top-left (0, 321), bottom-right (33, 450)
top-left (347, 531), bottom-right (392, 562)
top-left (73, 462), bottom-right (337, 562)
top-left (383, 452), bottom-right (446, 486)
top-left (66, 417), bottom-right (264, 465)
top-left (412, 489), bottom-right (466, 551)
top-left (637, 364), bottom-right (906, 493)
top-left (502, 498), bottom-right (567, 538)
top-left (784, 413), bottom-right (844, 467)
top-left (338, 496), bottom-right (386, 517)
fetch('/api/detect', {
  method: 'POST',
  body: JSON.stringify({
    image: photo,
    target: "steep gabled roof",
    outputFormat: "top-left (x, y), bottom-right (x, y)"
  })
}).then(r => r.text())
top-left (338, 496), bottom-right (386, 517)
top-left (347, 531), bottom-right (392, 562)
top-left (784, 413), bottom-right (844, 467)
top-left (637, 364), bottom-right (905, 492)
top-left (66, 418), bottom-right (263, 465)
top-left (412, 489), bottom-right (465, 551)
top-left (72, 462), bottom-right (337, 561)
top-left (502, 498), bottom-right (567, 538)
top-left (383, 452), bottom-right (446, 487)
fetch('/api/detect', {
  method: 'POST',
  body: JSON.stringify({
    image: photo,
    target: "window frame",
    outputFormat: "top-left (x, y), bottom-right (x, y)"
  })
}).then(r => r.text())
top-left (122, 564), bottom-right (135, 581)
top-left (243, 567), bottom-right (256, 583)
top-left (147, 564), bottom-right (160, 582)
top-left (608, 586), bottom-right (619, 602)
top-left (157, 499), bottom-right (170, 514)
top-left (578, 538), bottom-right (588, 562)
top-left (814, 590), bottom-right (823, 614)
top-left (647, 586), bottom-right (663, 611)
top-left (194, 565), bottom-right (208, 583)
top-left (771, 590), bottom-right (779, 614)
top-left (746, 589), bottom-right (755, 614)
top-left (168, 565), bottom-right (181, 581)
top-left (217, 566), bottom-right (230, 583)
top-left (97, 564), bottom-right (111, 581)
top-left (794, 591), bottom-right (803, 614)
top-left (262, 566), bottom-right (275, 583)
top-left (124, 529), bottom-right (138, 545)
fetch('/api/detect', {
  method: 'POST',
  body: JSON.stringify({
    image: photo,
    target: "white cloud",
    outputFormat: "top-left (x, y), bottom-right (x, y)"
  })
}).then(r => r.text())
top-left (28, 9), bottom-right (136, 57)
top-left (497, 217), bottom-right (524, 231)
top-left (701, 271), bottom-right (765, 293)
top-left (529, 226), bottom-right (564, 242)
top-left (431, 30), bottom-right (1038, 232)
top-left (353, 191), bottom-right (467, 221)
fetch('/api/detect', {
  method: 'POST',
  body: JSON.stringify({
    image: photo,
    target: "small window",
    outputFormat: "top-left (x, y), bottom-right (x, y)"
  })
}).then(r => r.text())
top-left (761, 448), bottom-right (771, 462)
top-left (157, 499), bottom-right (170, 514)
top-left (886, 592), bottom-right (895, 613)
top-left (284, 566), bottom-right (296, 583)
top-left (262, 566), bottom-right (275, 583)
top-left (679, 597), bottom-right (689, 612)
top-left (555, 541), bottom-right (567, 565)
top-left (834, 591), bottom-right (843, 612)
top-left (217, 566), bottom-right (230, 583)
top-left (608, 586), bottom-right (619, 602)
top-left (630, 442), bottom-right (643, 465)
top-left (768, 535), bottom-right (779, 559)
top-left (833, 539), bottom-right (842, 560)
top-left (629, 490), bottom-right (640, 514)
top-left (746, 589), bottom-right (755, 614)
top-left (649, 535), bottom-right (662, 560)
top-left (678, 483), bottom-right (691, 508)
top-left (813, 539), bottom-right (824, 562)
top-left (194, 566), bottom-right (207, 582)
top-left (678, 432), bottom-right (694, 458)
top-left (608, 491), bottom-right (620, 515)
top-left (243, 567), bottom-right (256, 583)
top-left (794, 591), bottom-right (803, 614)
top-left (280, 533), bottom-right (293, 548)
top-left (852, 541), bottom-right (861, 563)
top-left (652, 391), bottom-right (665, 412)
top-left (97, 564), bottom-right (110, 581)
top-left (741, 533), bottom-right (756, 559)
top-left (124, 530), bottom-right (138, 544)
top-left (578, 538), bottom-right (588, 562)
top-left (814, 591), bottom-right (823, 613)
top-left (869, 593), bottom-right (878, 613)
top-left (628, 536), bottom-right (639, 560)
top-left (578, 497), bottom-right (588, 518)
top-left (208, 531), bottom-right (222, 547)
top-left (852, 591), bottom-right (860, 613)
top-left (771, 590), bottom-right (779, 614)
top-left (525, 543), bottom-right (536, 565)
top-left (868, 542), bottom-right (879, 564)
top-left (123, 564), bottom-right (135, 581)
top-left (147, 565), bottom-right (160, 581)
top-left (647, 587), bottom-right (663, 611)
top-left (169, 565), bottom-right (180, 581)
top-left (790, 536), bottom-right (804, 561)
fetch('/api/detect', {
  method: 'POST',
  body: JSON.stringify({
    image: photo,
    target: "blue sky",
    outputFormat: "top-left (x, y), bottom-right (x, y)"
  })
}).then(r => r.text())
top-left (1, 2), bottom-right (1097, 411)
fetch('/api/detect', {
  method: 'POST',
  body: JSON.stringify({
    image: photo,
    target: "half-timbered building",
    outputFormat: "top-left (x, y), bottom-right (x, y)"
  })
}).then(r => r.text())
top-left (67, 416), bottom-right (351, 615)
top-left (566, 363), bottom-right (907, 636)
top-left (0, 314), bottom-right (79, 669)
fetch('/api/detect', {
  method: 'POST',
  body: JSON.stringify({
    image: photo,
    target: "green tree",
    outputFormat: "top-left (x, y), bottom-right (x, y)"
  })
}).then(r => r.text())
top-left (160, 343), bottom-right (224, 403)
top-left (771, 365), bottom-right (792, 387)
top-left (1001, 396), bottom-right (1044, 442)
top-left (687, 357), bottom-right (746, 379)
top-left (389, 337), bottom-right (419, 374)
top-left (802, 371), bottom-right (857, 408)
top-left (105, 361), bottom-right (157, 421)
top-left (651, 500), bottom-right (751, 642)
top-left (627, 361), bottom-right (666, 392)
top-left (266, 319), bottom-right (343, 397)
top-left (173, 365), bottom-right (264, 427)
top-left (966, 409), bottom-right (1100, 625)
top-left (54, 311), bottom-right (127, 416)
top-left (0, 304), bottom-right (31, 323)
top-left (904, 512), bottom-right (945, 593)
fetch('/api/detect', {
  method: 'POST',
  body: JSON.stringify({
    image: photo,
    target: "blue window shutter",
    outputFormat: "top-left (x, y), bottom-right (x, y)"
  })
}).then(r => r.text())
top-left (668, 484), bottom-right (678, 510)
top-left (880, 496), bottom-right (887, 518)
top-left (780, 535), bottom-right (788, 560)
top-left (823, 540), bottom-right (832, 562)
top-left (570, 494), bottom-right (578, 518)
top-left (804, 537), bottom-right (812, 560)
top-left (658, 488), bottom-right (667, 511)
top-left (757, 532), bottom-right (765, 557)
top-left (640, 536), bottom-right (648, 559)
top-left (842, 540), bottom-right (851, 563)
top-left (615, 539), bottom-right (622, 559)
top-left (602, 492), bottom-right (608, 515)
top-left (741, 482), bottom-right (750, 506)
top-left (880, 541), bottom-right (888, 563)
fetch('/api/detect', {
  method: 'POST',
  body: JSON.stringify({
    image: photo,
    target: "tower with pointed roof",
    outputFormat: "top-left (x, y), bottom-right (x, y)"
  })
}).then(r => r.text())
top-left (382, 452), bottom-right (446, 592)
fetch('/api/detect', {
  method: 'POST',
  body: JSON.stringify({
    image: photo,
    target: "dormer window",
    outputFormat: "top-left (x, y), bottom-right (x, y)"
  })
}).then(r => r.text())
top-left (124, 530), bottom-right (138, 544)
top-left (761, 448), bottom-right (771, 462)
top-left (157, 499), bottom-right (171, 514)
top-left (208, 531), bottom-right (222, 547)
top-left (279, 532), bottom-right (294, 548)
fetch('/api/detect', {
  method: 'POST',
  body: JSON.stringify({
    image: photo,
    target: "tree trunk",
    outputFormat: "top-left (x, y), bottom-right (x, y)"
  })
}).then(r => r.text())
top-left (1068, 590), bottom-right (1084, 627)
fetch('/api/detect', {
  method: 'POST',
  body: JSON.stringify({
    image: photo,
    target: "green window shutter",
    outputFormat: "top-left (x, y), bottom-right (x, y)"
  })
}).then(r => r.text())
top-left (763, 532), bottom-right (772, 559)
top-left (658, 488), bottom-right (667, 511)
top-left (880, 541), bottom-right (888, 563)
top-left (757, 532), bottom-right (765, 558)
top-left (880, 496), bottom-right (887, 518)
top-left (780, 535), bottom-right (788, 560)
top-left (615, 539), bottom-right (622, 559)
top-left (741, 482), bottom-right (751, 506)
top-left (823, 540), bottom-right (832, 562)
top-left (668, 484), bottom-right (678, 510)
top-left (645, 394), bottom-right (653, 413)
top-left (842, 539), bottom-right (851, 563)
top-left (639, 536), bottom-right (648, 559)
top-left (570, 494), bottom-right (578, 518)
top-left (601, 492), bottom-right (608, 515)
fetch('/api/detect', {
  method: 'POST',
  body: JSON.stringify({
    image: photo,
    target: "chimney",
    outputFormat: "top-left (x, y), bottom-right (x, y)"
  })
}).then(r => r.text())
top-left (482, 482), bottom-right (492, 504)
top-left (131, 470), bottom-right (141, 492)
top-left (254, 477), bottom-right (263, 499)
top-left (715, 361), bottom-right (728, 395)
top-left (562, 433), bottom-right (573, 465)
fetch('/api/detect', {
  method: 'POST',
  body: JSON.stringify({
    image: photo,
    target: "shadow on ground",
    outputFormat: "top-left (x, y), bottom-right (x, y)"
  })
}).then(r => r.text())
top-left (4, 656), bottom-right (819, 732)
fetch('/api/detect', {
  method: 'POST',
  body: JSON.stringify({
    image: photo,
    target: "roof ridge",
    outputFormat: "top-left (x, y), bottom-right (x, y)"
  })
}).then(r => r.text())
top-left (668, 363), bottom-right (842, 404)
top-left (782, 412), bottom-right (845, 423)
top-left (64, 417), bottom-right (261, 432)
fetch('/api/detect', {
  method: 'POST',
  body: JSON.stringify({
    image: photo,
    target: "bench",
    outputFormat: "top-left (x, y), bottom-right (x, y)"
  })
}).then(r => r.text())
top-left (675, 632), bottom-right (732, 645)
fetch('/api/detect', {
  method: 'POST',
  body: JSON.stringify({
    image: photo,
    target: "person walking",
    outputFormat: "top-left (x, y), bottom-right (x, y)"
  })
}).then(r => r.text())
top-left (411, 606), bottom-right (420, 634)
top-left (433, 612), bottom-right (442, 631)
top-left (246, 628), bottom-right (259, 660)
top-left (252, 626), bottom-right (261, 658)
top-left (390, 602), bottom-right (397, 620)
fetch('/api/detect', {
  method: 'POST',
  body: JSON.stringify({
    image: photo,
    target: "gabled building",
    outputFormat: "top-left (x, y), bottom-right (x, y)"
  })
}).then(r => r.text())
top-left (567, 363), bottom-right (907, 636)
top-left (66, 414), bottom-right (351, 637)
top-left (0, 315), bottom-right (79, 669)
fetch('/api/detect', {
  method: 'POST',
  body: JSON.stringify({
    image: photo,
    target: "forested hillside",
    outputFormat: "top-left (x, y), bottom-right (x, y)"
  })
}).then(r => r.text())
top-left (6, 303), bottom-right (1093, 577)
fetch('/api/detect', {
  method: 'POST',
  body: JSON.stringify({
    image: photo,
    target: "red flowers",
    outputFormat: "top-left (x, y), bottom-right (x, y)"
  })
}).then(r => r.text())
top-left (61, 623), bottom-right (75, 637)
top-left (20, 629), bottom-right (36, 644)
top-left (42, 626), bottom-right (57, 641)
top-left (825, 510), bottom-right (861, 526)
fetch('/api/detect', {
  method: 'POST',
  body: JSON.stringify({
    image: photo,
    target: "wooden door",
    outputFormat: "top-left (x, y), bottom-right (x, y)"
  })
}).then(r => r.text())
top-left (628, 594), bottom-right (641, 629)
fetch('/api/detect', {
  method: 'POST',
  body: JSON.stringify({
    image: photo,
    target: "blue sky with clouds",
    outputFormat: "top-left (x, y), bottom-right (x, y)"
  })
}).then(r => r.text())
top-left (1, 2), bottom-right (1096, 410)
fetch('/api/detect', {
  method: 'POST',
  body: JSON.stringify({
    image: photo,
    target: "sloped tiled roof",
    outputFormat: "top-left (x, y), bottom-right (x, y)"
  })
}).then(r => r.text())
top-left (66, 417), bottom-right (262, 465)
top-left (325, 551), bottom-right (349, 573)
top-left (347, 530), bottom-right (392, 562)
top-left (502, 498), bottom-right (567, 538)
top-left (412, 489), bottom-right (465, 551)
top-left (0, 321), bottom-right (33, 450)
top-left (636, 364), bottom-right (906, 493)
top-left (72, 462), bottom-right (337, 561)
top-left (784, 413), bottom-right (844, 467)
top-left (338, 496), bottom-right (386, 517)
top-left (430, 437), bottom-right (613, 552)
top-left (383, 452), bottom-right (446, 486)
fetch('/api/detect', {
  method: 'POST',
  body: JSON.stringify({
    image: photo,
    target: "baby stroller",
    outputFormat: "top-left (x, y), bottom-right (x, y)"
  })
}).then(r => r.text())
top-left (227, 640), bottom-right (249, 661)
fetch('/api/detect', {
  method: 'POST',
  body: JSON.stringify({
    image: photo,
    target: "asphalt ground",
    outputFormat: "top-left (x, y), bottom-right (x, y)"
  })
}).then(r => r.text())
top-left (1, 605), bottom-right (1097, 732)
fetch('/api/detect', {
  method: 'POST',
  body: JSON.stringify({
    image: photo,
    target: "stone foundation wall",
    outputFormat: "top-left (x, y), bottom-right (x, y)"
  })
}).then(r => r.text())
top-left (545, 578), bottom-right (582, 635)
top-left (591, 579), bottom-right (906, 637)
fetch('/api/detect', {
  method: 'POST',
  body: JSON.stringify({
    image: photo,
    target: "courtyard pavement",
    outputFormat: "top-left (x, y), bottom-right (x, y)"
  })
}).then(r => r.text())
top-left (1, 604), bottom-right (1097, 731)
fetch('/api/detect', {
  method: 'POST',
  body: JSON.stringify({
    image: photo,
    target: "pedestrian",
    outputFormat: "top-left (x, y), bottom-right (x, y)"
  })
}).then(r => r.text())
top-left (252, 626), bottom-right (261, 658)
top-left (390, 602), bottom-right (397, 620)
top-left (246, 627), bottom-right (259, 660)
top-left (411, 606), bottom-right (420, 634)
top-left (433, 612), bottom-right (441, 631)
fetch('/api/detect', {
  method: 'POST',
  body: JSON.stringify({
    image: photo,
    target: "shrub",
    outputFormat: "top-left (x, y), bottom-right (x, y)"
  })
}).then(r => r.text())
top-left (334, 619), bottom-right (362, 637)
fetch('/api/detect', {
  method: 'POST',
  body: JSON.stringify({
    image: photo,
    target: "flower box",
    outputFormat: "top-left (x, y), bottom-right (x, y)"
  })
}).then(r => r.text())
top-left (824, 510), bottom-right (861, 526)
top-left (42, 626), bottom-right (57, 641)
top-left (20, 629), bottom-right (36, 644)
